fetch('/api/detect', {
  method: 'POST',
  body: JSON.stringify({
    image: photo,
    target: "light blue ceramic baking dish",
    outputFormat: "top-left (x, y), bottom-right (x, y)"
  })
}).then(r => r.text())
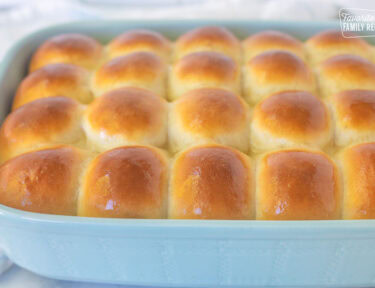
top-left (1, 20), bottom-right (375, 287)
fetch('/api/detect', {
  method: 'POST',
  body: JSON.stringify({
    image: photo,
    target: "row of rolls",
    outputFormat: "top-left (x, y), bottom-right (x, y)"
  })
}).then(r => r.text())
top-left (3, 87), bottom-right (375, 160)
top-left (2, 26), bottom-right (375, 219)
top-left (0, 141), bottom-right (374, 220)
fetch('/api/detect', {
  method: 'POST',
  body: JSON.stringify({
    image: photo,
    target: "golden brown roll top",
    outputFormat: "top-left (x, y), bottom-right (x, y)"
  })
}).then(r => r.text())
top-left (174, 26), bottom-right (241, 63)
top-left (169, 51), bottom-right (240, 101)
top-left (306, 30), bottom-right (373, 65)
top-left (0, 97), bottom-right (84, 161)
top-left (243, 50), bottom-right (315, 105)
top-left (29, 33), bottom-right (103, 72)
top-left (331, 90), bottom-right (375, 147)
top-left (316, 55), bottom-right (375, 99)
top-left (83, 87), bottom-right (167, 152)
top-left (169, 88), bottom-right (249, 153)
top-left (338, 143), bottom-right (375, 219)
top-left (251, 91), bottom-right (332, 153)
top-left (169, 145), bottom-right (253, 219)
top-left (107, 29), bottom-right (171, 62)
top-left (92, 51), bottom-right (167, 98)
top-left (243, 30), bottom-right (306, 62)
top-left (256, 149), bottom-right (340, 220)
top-left (13, 63), bottom-right (93, 110)
top-left (0, 146), bottom-right (91, 215)
top-left (8, 28), bottom-right (375, 220)
top-left (78, 146), bottom-right (168, 218)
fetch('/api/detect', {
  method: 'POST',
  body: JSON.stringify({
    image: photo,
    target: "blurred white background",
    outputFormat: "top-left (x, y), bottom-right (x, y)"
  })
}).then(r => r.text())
top-left (0, 0), bottom-right (371, 58)
top-left (0, 0), bottom-right (370, 287)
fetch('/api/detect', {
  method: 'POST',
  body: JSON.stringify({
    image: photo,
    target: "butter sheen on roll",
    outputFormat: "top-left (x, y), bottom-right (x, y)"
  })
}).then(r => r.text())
top-left (243, 50), bottom-right (315, 105)
top-left (174, 26), bottom-right (241, 63)
top-left (306, 30), bottom-right (373, 65)
top-left (169, 51), bottom-right (240, 101)
top-left (243, 30), bottom-right (306, 62)
top-left (0, 96), bottom-right (85, 162)
top-left (13, 63), bottom-right (92, 110)
top-left (256, 149), bottom-right (341, 220)
top-left (92, 51), bottom-right (167, 98)
top-left (78, 146), bottom-right (168, 218)
top-left (331, 90), bottom-right (375, 147)
top-left (169, 88), bottom-right (249, 153)
top-left (83, 87), bottom-right (167, 152)
top-left (338, 143), bottom-right (375, 219)
top-left (316, 54), bottom-right (375, 99)
top-left (29, 33), bottom-right (103, 72)
top-left (107, 29), bottom-right (171, 62)
top-left (169, 144), bottom-right (254, 219)
top-left (251, 90), bottom-right (332, 153)
top-left (0, 146), bottom-right (91, 215)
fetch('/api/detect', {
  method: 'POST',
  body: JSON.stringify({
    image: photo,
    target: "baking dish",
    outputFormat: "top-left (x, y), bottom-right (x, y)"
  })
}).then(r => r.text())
top-left (1, 20), bottom-right (375, 287)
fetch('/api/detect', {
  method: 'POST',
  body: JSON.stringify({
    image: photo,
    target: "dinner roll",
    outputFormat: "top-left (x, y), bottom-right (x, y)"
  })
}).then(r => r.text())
top-left (243, 50), bottom-right (315, 105)
top-left (29, 33), bottom-right (103, 72)
top-left (92, 51), bottom-right (167, 98)
top-left (78, 146), bottom-right (168, 218)
top-left (174, 26), bottom-right (241, 62)
top-left (83, 87), bottom-right (167, 152)
top-left (243, 30), bottom-right (305, 62)
top-left (0, 146), bottom-right (91, 215)
top-left (13, 63), bottom-right (92, 110)
top-left (256, 149), bottom-right (340, 220)
top-left (107, 29), bottom-right (171, 62)
top-left (338, 143), bottom-right (375, 219)
top-left (331, 90), bottom-right (375, 147)
top-left (316, 55), bottom-right (375, 99)
top-left (169, 88), bottom-right (249, 153)
top-left (0, 97), bottom-right (84, 162)
top-left (251, 91), bottom-right (332, 153)
top-left (306, 30), bottom-right (373, 65)
top-left (169, 144), bottom-right (253, 219)
top-left (169, 51), bottom-right (240, 101)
